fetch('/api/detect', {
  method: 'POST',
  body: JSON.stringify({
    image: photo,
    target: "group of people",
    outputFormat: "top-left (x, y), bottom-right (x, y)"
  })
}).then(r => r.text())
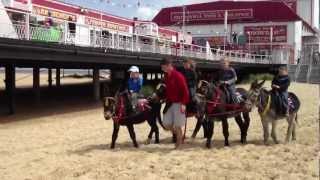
top-left (125, 57), bottom-right (291, 149)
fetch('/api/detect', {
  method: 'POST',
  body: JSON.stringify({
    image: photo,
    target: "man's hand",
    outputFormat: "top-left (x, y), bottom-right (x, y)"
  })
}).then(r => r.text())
top-left (272, 84), bottom-right (280, 89)
top-left (180, 104), bottom-right (186, 114)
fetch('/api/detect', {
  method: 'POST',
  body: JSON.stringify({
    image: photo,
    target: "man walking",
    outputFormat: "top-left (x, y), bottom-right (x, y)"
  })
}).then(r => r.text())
top-left (160, 58), bottom-right (189, 149)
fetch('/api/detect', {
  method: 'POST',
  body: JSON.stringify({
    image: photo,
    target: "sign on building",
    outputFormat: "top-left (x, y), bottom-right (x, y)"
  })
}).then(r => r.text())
top-left (244, 25), bottom-right (287, 43)
top-left (170, 9), bottom-right (253, 22)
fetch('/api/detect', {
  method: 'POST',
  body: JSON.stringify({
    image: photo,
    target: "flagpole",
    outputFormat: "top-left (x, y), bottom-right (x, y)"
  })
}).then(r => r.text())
top-left (270, 26), bottom-right (273, 56)
top-left (224, 10), bottom-right (228, 51)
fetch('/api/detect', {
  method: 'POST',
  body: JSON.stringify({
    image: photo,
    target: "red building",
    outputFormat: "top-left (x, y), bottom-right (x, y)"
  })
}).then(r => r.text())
top-left (153, 0), bottom-right (319, 64)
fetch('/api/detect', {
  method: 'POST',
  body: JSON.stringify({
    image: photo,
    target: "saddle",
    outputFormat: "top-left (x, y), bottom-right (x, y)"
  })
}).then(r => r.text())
top-left (271, 92), bottom-right (300, 116)
top-left (220, 86), bottom-right (243, 104)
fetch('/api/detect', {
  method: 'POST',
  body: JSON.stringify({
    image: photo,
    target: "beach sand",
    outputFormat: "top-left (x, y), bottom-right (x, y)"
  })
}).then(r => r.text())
top-left (0, 80), bottom-right (318, 180)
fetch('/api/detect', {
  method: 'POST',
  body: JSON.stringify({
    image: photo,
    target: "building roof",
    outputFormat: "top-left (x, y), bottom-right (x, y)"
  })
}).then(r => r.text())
top-left (152, 0), bottom-right (302, 26)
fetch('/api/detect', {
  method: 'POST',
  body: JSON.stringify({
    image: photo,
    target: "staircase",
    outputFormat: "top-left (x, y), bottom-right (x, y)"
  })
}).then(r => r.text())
top-left (308, 65), bottom-right (320, 84)
top-left (289, 64), bottom-right (320, 84)
top-left (295, 65), bottom-right (309, 82)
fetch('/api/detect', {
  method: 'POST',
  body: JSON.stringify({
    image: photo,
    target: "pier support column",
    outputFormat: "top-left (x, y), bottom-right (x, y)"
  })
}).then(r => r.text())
top-left (48, 68), bottom-right (52, 88)
top-left (56, 68), bottom-right (61, 87)
top-left (93, 68), bottom-right (100, 101)
top-left (5, 64), bottom-right (16, 115)
top-left (33, 67), bottom-right (40, 102)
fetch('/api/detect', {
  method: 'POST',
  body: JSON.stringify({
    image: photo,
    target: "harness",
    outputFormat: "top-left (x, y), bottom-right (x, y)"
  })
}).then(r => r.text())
top-left (205, 87), bottom-right (248, 118)
top-left (113, 95), bottom-right (126, 123)
top-left (113, 95), bottom-right (152, 123)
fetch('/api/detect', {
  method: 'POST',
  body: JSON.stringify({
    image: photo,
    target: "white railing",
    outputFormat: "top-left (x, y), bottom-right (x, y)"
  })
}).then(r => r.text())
top-left (0, 9), bottom-right (279, 64)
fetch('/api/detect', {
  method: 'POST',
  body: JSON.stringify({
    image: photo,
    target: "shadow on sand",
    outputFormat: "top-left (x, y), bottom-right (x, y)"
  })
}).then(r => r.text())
top-left (0, 83), bottom-right (106, 123)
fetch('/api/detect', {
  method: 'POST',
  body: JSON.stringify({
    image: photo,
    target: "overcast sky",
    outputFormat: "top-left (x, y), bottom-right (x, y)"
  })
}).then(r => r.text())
top-left (63, 0), bottom-right (213, 20)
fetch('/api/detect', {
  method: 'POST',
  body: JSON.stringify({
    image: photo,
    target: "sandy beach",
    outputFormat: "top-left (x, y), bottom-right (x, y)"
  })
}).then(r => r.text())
top-left (0, 80), bottom-right (318, 180)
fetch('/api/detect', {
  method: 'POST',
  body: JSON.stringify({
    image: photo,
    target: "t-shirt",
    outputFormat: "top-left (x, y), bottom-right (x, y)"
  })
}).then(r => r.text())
top-left (128, 76), bottom-right (143, 93)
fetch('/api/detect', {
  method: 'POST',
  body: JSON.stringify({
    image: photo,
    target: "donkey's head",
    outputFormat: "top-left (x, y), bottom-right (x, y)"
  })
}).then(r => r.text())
top-left (102, 97), bottom-right (116, 120)
top-left (197, 80), bottom-right (211, 96)
top-left (244, 79), bottom-right (266, 110)
top-left (150, 83), bottom-right (166, 102)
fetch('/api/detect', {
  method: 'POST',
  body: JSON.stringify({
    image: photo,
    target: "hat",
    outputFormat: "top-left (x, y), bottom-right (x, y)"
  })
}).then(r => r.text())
top-left (128, 66), bottom-right (139, 73)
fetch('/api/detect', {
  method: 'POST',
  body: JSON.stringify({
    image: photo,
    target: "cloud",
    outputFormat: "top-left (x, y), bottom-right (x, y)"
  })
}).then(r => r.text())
top-left (136, 6), bottom-right (159, 20)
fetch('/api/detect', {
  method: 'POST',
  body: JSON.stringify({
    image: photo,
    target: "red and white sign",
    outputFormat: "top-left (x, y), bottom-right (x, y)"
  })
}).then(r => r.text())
top-left (85, 17), bottom-right (130, 33)
top-left (32, 6), bottom-right (76, 21)
top-left (244, 25), bottom-right (287, 43)
top-left (170, 9), bottom-right (253, 22)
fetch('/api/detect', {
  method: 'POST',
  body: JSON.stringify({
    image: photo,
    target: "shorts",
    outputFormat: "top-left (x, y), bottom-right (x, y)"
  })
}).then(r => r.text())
top-left (163, 103), bottom-right (186, 128)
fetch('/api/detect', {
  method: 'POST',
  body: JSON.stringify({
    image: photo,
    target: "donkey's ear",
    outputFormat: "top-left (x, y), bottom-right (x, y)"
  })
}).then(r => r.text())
top-left (251, 79), bottom-right (258, 87)
top-left (258, 79), bottom-right (266, 88)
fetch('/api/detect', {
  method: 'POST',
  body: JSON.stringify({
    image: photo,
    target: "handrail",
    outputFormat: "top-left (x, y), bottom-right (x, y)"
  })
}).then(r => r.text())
top-left (0, 9), bottom-right (277, 64)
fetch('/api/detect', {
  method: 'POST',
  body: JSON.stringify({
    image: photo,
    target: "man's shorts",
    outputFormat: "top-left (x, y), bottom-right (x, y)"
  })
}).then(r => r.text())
top-left (163, 103), bottom-right (186, 128)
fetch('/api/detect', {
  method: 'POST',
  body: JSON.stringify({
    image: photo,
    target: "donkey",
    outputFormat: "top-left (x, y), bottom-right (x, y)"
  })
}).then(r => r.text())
top-left (244, 80), bottom-right (300, 145)
top-left (196, 80), bottom-right (251, 148)
top-left (103, 85), bottom-right (166, 149)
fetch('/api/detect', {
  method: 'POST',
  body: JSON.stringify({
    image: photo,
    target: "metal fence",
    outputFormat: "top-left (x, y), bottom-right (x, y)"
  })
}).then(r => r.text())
top-left (0, 9), bottom-right (280, 64)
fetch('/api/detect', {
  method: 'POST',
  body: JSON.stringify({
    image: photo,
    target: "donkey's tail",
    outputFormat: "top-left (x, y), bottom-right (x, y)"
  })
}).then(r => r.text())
top-left (295, 113), bottom-right (299, 126)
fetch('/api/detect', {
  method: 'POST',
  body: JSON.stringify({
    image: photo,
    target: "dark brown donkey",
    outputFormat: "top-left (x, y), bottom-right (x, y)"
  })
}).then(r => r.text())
top-left (196, 80), bottom-right (251, 148)
top-left (103, 86), bottom-right (166, 149)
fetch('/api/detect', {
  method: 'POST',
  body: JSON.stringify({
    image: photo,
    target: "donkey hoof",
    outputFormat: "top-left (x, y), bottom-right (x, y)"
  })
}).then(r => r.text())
top-left (224, 142), bottom-right (230, 146)
top-left (206, 141), bottom-right (212, 149)
top-left (110, 145), bottom-right (115, 149)
top-left (145, 138), bottom-right (152, 145)
top-left (155, 139), bottom-right (160, 144)
top-left (134, 143), bottom-right (139, 148)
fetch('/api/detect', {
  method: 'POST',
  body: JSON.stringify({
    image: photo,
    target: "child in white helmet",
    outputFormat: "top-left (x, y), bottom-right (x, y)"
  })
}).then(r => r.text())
top-left (127, 66), bottom-right (143, 110)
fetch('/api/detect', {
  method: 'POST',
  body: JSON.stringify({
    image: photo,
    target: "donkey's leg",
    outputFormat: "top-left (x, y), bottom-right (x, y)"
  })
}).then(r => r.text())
top-left (242, 112), bottom-right (251, 144)
top-left (202, 119), bottom-right (208, 138)
top-left (271, 120), bottom-right (279, 144)
top-left (206, 118), bottom-right (214, 148)
top-left (127, 124), bottom-right (139, 148)
top-left (153, 116), bottom-right (160, 143)
top-left (146, 119), bottom-right (154, 145)
top-left (285, 114), bottom-right (295, 143)
top-left (292, 113), bottom-right (297, 141)
top-left (261, 118), bottom-right (270, 145)
top-left (222, 119), bottom-right (230, 146)
top-left (111, 123), bottom-right (120, 149)
top-left (191, 117), bottom-right (203, 138)
top-left (234, 115), bottom-right (245, 144)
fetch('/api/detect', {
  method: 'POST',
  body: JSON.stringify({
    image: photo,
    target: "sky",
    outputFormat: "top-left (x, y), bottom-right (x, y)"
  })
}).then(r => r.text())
top-left (63, 0), bottom-right (213, 20)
